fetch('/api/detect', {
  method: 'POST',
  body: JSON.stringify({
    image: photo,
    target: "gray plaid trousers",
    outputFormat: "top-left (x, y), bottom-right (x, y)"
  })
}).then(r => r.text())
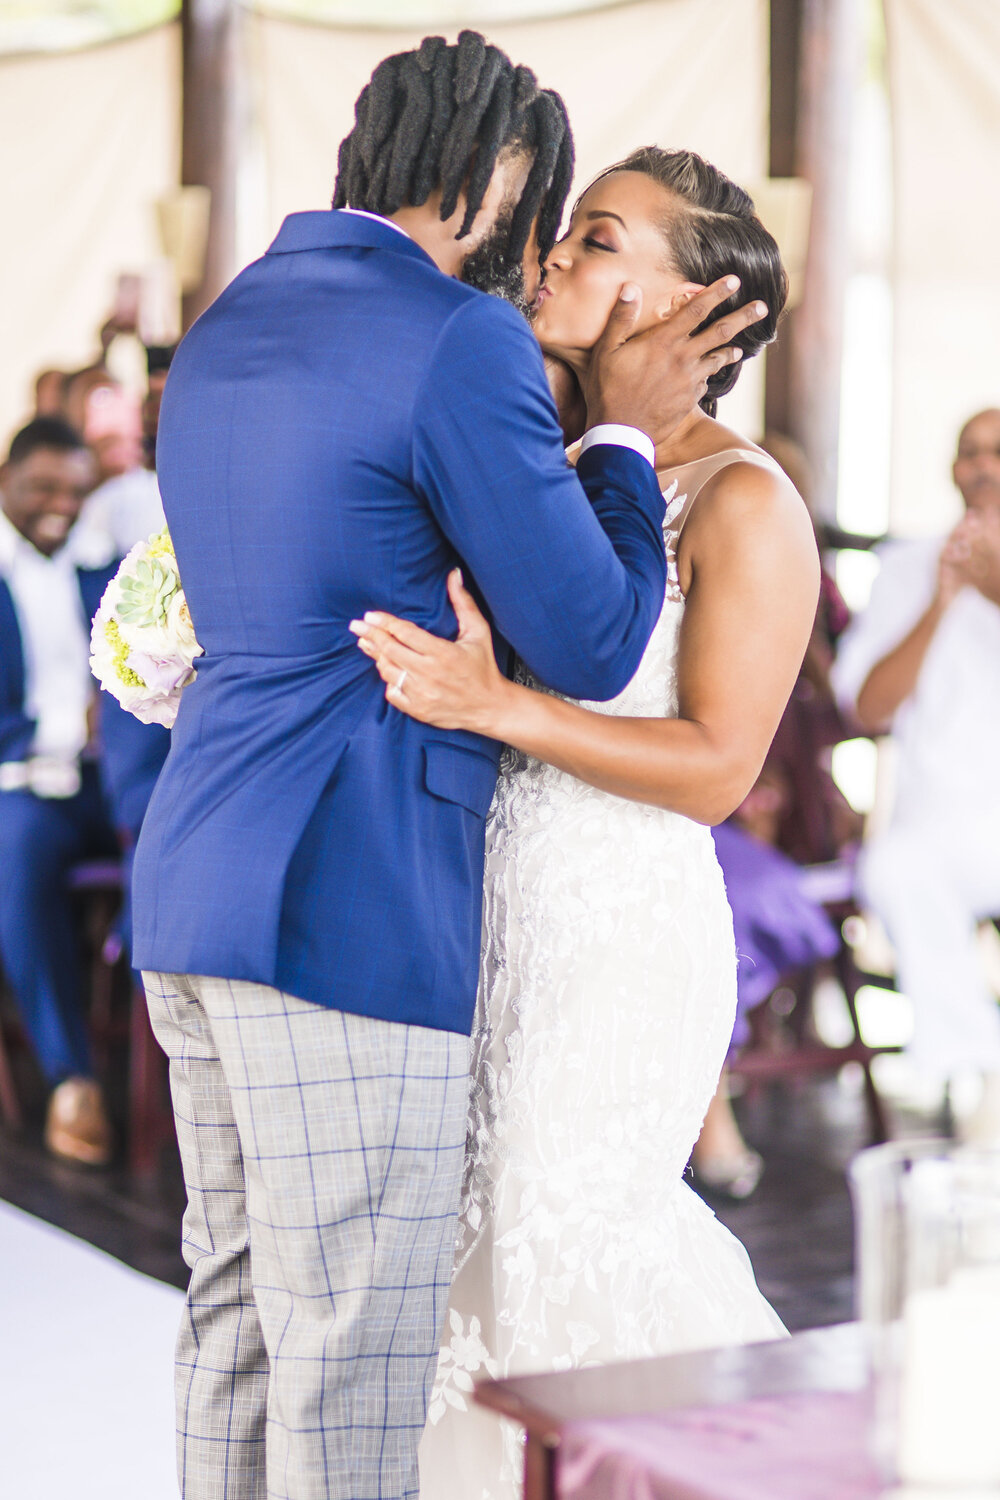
top-left (144, 972), bottom-right (471, 1500)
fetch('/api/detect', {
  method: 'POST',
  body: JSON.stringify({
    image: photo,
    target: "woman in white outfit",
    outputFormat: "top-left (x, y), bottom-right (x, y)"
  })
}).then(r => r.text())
top-left (353, 148), bottom-right (820, 1499)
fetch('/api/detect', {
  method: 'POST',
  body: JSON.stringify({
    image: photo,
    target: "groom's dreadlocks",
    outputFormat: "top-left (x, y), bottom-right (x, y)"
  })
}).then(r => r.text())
top-left (333, 31), bottom-right (574, 265)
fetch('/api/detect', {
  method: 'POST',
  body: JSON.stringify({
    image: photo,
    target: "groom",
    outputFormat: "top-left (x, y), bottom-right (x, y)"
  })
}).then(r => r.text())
top-left (134, 30), bottom-right (760, 1500)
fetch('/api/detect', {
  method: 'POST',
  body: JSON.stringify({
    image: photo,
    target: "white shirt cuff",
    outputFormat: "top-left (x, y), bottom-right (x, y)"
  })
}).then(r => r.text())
top-left (579, 424), bottom-right (655, 468)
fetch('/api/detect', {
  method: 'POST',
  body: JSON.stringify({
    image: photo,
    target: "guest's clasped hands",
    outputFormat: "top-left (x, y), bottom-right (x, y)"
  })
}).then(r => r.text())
top-left (939, 504), bottom-right (1000, 608)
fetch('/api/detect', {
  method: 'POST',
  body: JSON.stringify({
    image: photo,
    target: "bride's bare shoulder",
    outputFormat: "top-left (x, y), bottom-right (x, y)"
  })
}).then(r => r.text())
top-left (681, 448), bottom-right (817, 582)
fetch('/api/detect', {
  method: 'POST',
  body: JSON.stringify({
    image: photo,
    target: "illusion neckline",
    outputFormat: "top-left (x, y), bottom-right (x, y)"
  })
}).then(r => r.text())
top-left (657, 446), bottom-right (769, 474)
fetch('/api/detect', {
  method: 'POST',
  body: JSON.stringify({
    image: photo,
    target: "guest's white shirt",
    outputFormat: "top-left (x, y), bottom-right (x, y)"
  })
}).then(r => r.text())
top-left (81, 466), bottom-right (165, 557)
top-left (0, 511), bottom-right (111, 762)
top-left (832, 536), bottom-right (1000, 822)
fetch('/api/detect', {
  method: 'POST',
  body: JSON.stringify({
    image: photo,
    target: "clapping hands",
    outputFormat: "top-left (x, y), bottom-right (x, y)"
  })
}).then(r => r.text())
top-left (940, 506), bottom-right (1000, 608)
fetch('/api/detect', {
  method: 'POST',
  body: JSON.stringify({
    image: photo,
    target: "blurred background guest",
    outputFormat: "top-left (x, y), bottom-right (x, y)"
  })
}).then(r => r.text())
top-left (62, 365), bottom-right (143, 486)
top-left (832, 409), bottom-right (1000, 1141)
top-left (694, 434), bottom-right (854, 1198)
top-left (38, 301), bottom-right (170, 557)
top-left (0, 417), bottom-right (168, 1166)
top-left (79, 343), bottom-right (169, 556)
top-left (33, 368), bottom-right (67, 418)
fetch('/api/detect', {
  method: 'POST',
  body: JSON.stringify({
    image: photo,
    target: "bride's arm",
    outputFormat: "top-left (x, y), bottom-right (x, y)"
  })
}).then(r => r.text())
top-left (352, 464), bottom-right (819, 826)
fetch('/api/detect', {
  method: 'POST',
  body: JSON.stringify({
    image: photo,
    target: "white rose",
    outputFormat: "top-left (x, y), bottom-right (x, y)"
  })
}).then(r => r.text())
top-left (89, 599), bottom-right (120, 697)
top-left (118, 613), bottom-right (175, 658)
top-left (89, 603), bottom-right (154, 716)
top-left (165, 588), bottom-right (202, 668)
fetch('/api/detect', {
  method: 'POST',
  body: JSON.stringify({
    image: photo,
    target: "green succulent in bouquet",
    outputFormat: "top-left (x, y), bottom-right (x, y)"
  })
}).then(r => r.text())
top-left (116, 554), bottom-right (179, 627)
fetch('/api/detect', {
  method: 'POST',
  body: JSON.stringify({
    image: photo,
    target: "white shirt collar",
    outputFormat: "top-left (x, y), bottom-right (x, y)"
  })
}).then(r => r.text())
top-left (339, 207), bottom-right (411, 240)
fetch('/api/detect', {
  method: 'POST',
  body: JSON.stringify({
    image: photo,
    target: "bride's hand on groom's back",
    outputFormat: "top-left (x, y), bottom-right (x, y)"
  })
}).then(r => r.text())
top-left (349, 571), bottom-right (512, 736)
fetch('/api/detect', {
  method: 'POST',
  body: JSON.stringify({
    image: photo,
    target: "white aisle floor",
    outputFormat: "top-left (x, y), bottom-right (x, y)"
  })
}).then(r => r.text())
top-left (0, 1199), bottom-right (183, 1500)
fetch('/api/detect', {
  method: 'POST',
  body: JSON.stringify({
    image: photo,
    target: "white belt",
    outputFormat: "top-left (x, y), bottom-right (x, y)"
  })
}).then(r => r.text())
top-left (0, 757), bottom-right (82, 799)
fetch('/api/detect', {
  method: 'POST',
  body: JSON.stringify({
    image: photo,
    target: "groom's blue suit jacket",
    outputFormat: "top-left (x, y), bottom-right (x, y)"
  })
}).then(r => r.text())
top-left (133, 211), bottom-right (667, 1033)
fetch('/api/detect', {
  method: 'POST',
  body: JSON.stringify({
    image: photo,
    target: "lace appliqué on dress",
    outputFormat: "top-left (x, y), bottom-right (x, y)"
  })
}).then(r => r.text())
top-left (663, 479), bottom-right (686, 604)
top-left (427, 1311), bottom-right (500, 1424)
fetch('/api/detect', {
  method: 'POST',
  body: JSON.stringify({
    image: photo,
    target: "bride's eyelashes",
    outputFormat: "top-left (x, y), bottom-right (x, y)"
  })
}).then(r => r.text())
top-left (582, 235), bottom-right (616, 253)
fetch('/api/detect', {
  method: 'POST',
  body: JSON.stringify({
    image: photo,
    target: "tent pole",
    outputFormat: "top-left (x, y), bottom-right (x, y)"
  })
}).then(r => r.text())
top-left (765, 0), bottom-right (860, 522)
top-left (180, 0), bottom-right (239, 329)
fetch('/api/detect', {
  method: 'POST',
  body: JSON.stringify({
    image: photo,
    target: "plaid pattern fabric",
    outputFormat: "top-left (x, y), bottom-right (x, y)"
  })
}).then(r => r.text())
top-left (144, 971), bottom-right (471, 1500)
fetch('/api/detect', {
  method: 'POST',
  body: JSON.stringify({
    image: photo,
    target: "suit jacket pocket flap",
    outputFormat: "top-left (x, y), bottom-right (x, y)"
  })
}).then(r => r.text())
top-left (422, 740), bottom-right (497, 818)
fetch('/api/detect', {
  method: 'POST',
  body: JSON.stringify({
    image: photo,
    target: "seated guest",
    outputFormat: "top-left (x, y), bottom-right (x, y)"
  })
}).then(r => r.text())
top-left (832, 408), bottom-right (1000, 1140)
top-left (0, 417), bottom-right (169, 1164)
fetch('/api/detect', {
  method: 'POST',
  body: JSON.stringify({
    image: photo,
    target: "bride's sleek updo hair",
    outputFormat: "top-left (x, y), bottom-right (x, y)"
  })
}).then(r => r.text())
top-left (586, 147), bottom-right (788, 417)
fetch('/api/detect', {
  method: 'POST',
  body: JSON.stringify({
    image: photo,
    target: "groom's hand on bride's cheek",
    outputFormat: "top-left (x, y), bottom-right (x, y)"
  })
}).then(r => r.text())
top-left (584, 275), bottom-right (768, 448)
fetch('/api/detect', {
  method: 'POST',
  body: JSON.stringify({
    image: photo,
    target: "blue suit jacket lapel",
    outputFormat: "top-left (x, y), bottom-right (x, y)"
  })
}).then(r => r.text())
top-left (0, 579), bottom-right (24, 704)
top-left (77, 562), bottom-right (114, 624)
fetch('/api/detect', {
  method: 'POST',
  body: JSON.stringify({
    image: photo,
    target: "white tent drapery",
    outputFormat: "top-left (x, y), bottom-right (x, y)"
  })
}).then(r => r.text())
top-left (3, 0), bottom-right (999, 540)
top-left (0, 22), bottom-right (180, 448)
top-left (0, 0), bottom-right (768, 445)
top-left (885, 0), bottom-right (1000, 533)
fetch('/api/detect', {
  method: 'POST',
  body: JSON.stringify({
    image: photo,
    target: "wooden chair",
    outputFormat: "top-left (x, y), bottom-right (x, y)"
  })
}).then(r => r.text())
top-left (96, 921), bottom-right (175, 1176)
top-left (0, 994), bottom-right (23, 1128)
top-left (67, 858), bottom-right (124, 1070)
top-left (0, 859), bottom-right (174, 1173)
top-left (727, 870), bottom-right (900, 1144)
top-left (68, 860), bottom-right (174, 1175)
top-left (724, 712), bottom-right (901, 1142)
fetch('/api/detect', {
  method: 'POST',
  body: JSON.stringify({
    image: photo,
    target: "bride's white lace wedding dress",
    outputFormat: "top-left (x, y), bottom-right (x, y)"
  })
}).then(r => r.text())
top-left (418, 450), bottom-right (787, 1500)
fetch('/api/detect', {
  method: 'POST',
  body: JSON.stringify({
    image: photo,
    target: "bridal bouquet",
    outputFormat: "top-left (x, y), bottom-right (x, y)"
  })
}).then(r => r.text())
top-left (90, 528), bottom-right (202, 728)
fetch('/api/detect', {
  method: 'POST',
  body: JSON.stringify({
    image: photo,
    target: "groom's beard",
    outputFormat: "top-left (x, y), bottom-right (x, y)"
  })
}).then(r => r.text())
top-left (459, 208), bottom-right (531, 317)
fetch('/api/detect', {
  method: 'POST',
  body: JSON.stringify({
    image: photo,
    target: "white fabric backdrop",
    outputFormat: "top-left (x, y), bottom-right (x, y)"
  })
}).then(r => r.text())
top-left (249, 0), bottom-right (769, 434)
top-left (7, 3), bottom-right (999, 527)
top-left (1, 1), bottom-right (768, 453)
top-left (255, 0), bottom-right (646, 21)
top-left (885, 0), bottom-right (1000, 534)
top-left (0, 23), bottom-right (180, 448)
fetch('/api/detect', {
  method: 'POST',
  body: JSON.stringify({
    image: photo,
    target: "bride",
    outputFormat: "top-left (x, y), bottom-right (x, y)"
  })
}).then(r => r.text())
top-left (353, 147), bottom-right (819, 1498)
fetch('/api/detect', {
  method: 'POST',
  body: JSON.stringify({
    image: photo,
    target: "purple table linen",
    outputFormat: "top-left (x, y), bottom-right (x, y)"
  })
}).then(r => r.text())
top-left (711, 823), bottom-right (840, 1050)
top-left (557, 1389), bottom-right (880, 1500)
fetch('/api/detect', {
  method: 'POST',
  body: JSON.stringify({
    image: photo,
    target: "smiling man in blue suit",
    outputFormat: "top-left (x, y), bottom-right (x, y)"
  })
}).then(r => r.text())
top-left (135, 31), bottom-right (757, 1500)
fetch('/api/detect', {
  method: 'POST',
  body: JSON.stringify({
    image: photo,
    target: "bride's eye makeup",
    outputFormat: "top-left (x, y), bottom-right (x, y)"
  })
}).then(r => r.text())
top-left (579, 210), bottom-right (625, 253)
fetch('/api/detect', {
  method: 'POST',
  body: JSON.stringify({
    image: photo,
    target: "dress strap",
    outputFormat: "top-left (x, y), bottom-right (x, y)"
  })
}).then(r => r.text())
top-left (660, 448), bottom-right (781, 538)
